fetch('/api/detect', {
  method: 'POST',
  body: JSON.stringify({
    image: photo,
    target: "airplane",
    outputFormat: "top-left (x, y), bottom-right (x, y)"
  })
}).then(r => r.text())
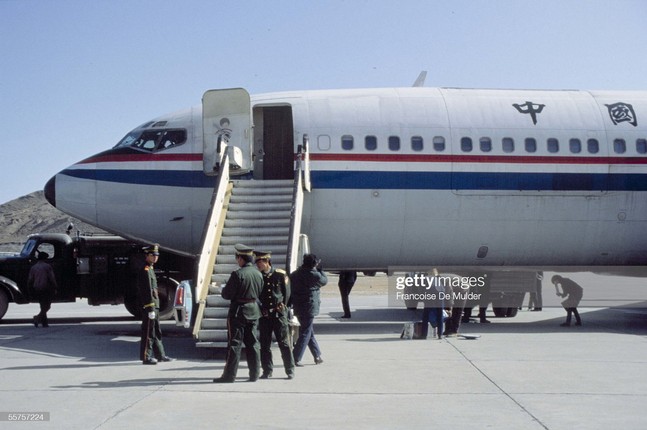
top-left (43, 81), bottom-right (647, 279)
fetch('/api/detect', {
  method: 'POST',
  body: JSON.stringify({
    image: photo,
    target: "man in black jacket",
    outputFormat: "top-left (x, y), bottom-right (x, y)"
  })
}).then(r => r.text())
top-left (290, 254), bottom-right (327, 366)
top-left (255, 250), bottom-right (295, 379)
top-left (28, 252), bottom-right (58, 328)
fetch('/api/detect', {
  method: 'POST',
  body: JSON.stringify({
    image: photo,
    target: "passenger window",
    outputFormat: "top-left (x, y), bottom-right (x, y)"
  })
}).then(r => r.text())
top-left (388, 136), bottom-right (400, 151)
top-left (433, 136), bottom-right (446, 152)
top-left (461, 137), bottom-right (473, 152)
top-left (317, 135), bottom-right (331, 151)
top-left (614, 139), bottom-right (626, 154)
top-left (479, 137), bottom-right (492, 152)
top-left (411, 136), bottom-right (424, 152)
top-left (636, 139), bottom-right (647, 154)
top-left (587, 139), bottom-right (599, 154)
top-left (569, 138), bottom-right (582, 154)
top-left (341, 135), bottom-right (354, 150)
top-left (502, 137), bottom-right (514, 153)
top-left (547, 138), bottom-right (559, 153)
top-left (525, 138), bottom-right (537, 153)
top-left (365, 136), bottom-right (377, 151)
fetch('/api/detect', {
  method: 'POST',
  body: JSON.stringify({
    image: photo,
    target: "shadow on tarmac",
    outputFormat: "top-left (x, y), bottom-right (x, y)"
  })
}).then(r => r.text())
top-left (1, 305), bottom-right (646, 372)
top-left (320, 305), bottom-right (647, 336)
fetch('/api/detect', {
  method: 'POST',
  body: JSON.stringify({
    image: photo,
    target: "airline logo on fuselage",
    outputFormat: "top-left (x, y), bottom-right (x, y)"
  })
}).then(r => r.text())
top-left (605, 102), bottom-right (638, 127)
top-left (512, 101), bottom-right (546, 125)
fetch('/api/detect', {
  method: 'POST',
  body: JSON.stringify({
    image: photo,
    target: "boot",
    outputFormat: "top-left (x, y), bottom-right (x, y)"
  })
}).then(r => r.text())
top-left (561, 309), bottom-right (572, 326)
top-left (573, 308), bottom-right (582, 326)
top-left (478, 307), bottom-right (490, 323)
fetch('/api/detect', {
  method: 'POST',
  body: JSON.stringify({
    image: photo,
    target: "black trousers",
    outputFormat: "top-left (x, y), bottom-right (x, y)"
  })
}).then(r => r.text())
top-left (221, 315), bottom-right (260, 380)
top-left (34, 291), bottom-right (53, 327)
top-left (140, 310), bottom-right (166, 361)
top-left (259, 314), bottom-right (295, 375)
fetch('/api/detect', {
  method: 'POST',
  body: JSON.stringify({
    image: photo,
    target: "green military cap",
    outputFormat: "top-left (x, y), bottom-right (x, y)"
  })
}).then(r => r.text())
top-left (253, 250), bottom-right (271, 261)
top-left (234, 243), bottom-right (254, 256)
top-left (143, 244), bottom-right (159, 255)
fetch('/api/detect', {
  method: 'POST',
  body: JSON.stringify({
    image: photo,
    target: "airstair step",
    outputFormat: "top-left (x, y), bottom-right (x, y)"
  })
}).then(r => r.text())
top-left (227, 202), bottom-right (292, 212)
top-left (196, 341), bottom-right (228, 348)
top-left (200, 318), bottom-right (228, 329)
top-left (197, 329), bottom-right (228, 342)
top-left (210, 274), bottom-right (230, 285)
top-left (232, 187), bottom-right (293, 196)
top-left (224, 219), bottom-right (290, 228)
top-left (219, 236), bottom-right (291, 246)
top-left (223, 210), bottom-right (291, 220)
top-left (204, 307), bottom-right (229, 319)
top-left (229, 194), bottom-right (292, 204)
top-left (218, 244), bottom-right (288, 255)
top-left (206, 294), bottom-right (230, 307)
top-left (212, 264), bottom-right (240, 275)
top-left (221, 227), bottom-right (290, 237)
top-left (233, 179), bottom-right (292, 188)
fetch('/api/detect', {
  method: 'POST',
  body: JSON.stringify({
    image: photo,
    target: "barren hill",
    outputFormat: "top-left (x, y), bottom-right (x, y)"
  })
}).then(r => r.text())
top-left (0, 191), bottom-right (105, 252)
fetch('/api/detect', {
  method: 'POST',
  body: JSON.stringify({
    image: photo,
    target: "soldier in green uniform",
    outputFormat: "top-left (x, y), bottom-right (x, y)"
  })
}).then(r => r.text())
top-left (213, 244), bottom-right (264, 383)
top-left (254, 250), bottom-right (295, 380)
top-left (138, 244), bottom-right (172, 365)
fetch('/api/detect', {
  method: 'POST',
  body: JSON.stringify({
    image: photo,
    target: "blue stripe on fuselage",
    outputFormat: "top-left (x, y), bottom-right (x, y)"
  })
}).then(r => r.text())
top-left (60, 168), bottom-right (647, 191)
top-left (311, 171), bottom-right (647, 191)
top-left (60, 168), bottom-right (217, 188)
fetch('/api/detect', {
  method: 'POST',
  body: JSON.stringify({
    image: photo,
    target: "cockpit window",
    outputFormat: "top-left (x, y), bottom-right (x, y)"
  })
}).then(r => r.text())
top-left (114, 129), bottom-right (187, 152)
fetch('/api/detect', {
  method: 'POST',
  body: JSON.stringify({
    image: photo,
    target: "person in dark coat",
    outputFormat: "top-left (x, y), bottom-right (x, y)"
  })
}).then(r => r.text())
top-left (338, 270), bottom-right (357, 318)
top-left (289, 254), bottom-right (328, 366)
top-left (420, 268), bottom-right (445, 339)
top-left (138, 244), bottom-right (172, 365)
top-left (28, 252), bottom-right (58, 328)
top-left (552, 275), bottom-right (583, 326)
top-left (213, 244), bottom-right (264, 383)
top-left (254, 250), bottom-right (295, 380)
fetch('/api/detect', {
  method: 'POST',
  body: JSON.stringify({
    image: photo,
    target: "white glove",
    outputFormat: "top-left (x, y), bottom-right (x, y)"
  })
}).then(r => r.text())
top-left (148, 311), bottom-right (156, 320)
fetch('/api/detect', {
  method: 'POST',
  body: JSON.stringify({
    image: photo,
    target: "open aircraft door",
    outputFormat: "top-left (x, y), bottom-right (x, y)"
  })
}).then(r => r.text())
top-left (203, 88), bottom-right (252, 175)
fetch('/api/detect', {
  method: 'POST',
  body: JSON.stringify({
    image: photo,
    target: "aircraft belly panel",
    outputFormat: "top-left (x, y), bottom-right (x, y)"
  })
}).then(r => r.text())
top-left (305, 189), bottom-right (647, 269)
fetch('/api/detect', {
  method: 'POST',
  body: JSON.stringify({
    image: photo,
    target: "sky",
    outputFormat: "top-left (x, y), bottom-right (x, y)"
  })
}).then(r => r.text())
top-left (1, 0), bottom-right (646, 204)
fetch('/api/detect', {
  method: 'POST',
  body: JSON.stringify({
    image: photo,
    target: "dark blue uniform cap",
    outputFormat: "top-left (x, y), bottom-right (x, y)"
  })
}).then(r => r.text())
top-left (253, 250), bottom-right (271, 261)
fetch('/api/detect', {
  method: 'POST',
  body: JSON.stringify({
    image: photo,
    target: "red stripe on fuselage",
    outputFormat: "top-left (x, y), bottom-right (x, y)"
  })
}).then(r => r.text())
top-left (76, 151), bottom-right (647, 166)
top-left (77, 153), bottom-right (202, 164)
top-left (309, 153), bottom-right (647, 165)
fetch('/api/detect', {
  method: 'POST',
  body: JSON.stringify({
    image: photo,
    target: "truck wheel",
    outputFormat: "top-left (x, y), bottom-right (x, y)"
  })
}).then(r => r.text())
top-left (124, 295), bottom-right (142, 319)
top-left (0, 289), bottom-right (8, 320)
top-left (493, 307), bottom-right (507, 318)
top-left (156, 277), bottom-right (179, 320)
top-left (505, 307), bottom-right (519, 318)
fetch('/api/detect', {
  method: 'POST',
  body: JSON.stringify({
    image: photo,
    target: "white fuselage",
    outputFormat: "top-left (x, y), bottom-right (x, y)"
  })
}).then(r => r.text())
top-left (45, 87), bottom-right (647, 270)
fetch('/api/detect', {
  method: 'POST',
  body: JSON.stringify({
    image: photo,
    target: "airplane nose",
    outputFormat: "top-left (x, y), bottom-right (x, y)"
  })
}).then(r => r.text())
top-left (44, 176), bottom-right (56, 207)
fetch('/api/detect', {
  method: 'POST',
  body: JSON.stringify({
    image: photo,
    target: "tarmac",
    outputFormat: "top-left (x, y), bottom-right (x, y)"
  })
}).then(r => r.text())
top-left (0, 273), bottom-right (646, 429)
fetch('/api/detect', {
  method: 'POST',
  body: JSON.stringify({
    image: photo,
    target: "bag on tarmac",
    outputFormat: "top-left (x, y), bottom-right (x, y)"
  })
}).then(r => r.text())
top-left (400, 322), bottom-right (414, 339)
top-left (412, 322), bottom-right (425, 339)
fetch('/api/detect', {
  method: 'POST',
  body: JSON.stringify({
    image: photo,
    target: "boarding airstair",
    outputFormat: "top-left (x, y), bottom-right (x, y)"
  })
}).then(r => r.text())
top-left (191, 143), bottom-right (310, 348)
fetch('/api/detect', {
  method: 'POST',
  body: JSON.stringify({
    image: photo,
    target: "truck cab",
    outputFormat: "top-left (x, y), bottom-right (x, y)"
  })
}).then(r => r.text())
top-left (0, 233), bottom-right (78, 318)
top-left (0, 232), bottom-right (195, 321)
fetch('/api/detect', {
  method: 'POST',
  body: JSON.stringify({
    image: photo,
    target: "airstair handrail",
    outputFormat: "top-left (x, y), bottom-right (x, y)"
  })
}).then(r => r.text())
top-left (299, 134), bottom-right (311, 192)
top-left (286, 157), bottom-right (305, 274)
top-left (195, 149), bottom-right (231, 304)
